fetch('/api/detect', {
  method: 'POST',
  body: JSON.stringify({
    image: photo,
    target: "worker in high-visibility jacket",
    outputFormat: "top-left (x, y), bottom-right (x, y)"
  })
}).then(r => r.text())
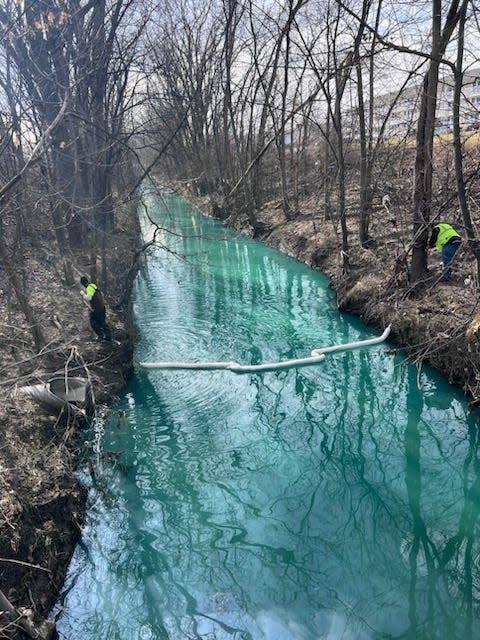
top-left (428, 223), bottom-right (462, 281)
top-left (80, 276), bottom-right (112, 341)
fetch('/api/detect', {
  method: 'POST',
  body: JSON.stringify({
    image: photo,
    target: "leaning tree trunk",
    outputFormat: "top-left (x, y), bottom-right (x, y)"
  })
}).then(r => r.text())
top-left (0, 230), bottom-right (46, 351)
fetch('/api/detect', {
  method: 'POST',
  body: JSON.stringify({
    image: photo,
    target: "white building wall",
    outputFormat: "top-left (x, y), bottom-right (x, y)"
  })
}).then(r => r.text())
top-left (356, 69), bottom-right (480, 140)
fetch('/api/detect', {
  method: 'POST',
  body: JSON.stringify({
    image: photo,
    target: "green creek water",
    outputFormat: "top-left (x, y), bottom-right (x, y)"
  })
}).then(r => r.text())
top-left (54, 188), bottom-right (480, 639)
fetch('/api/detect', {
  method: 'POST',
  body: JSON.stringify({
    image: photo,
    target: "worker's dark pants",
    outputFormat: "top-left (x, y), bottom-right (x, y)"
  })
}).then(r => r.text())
top-left (90, 309), bottom-right (112, 341)
top-left (442, 241), bottom-right (461, 281)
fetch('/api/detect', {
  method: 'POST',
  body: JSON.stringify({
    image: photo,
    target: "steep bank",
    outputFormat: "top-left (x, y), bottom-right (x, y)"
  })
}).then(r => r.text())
top-left (259, 214), bottom-right (480, 400)
top-left (173, 187), bottom-right (480, 406)
top-left (0, 198), bottom-right (141, 637)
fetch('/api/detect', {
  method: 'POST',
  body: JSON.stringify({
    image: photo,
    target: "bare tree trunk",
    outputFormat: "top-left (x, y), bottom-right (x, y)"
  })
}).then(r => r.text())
top-left (334, 79), bottom-right (349, 273)
top-left (452, 0), bottom-right (480, 281)
top-left (277, 4), bottom-right (293, 220)
top-left (0, 230), bottom-right (46, 351)
top-left (357, 0), bottom-right (383, 246)
top-left (411, 67), bottom-right (440, 280)
top-left (357, 59), bottom-right (372, 247)
top-left (323, 89), bottom-right (333, 222)
top-left (221, 0), bottom-right (242, 191)
top-left (410, 0), bottom-right (462, 282)
top-left (328, 0), bottom-right (372, 272)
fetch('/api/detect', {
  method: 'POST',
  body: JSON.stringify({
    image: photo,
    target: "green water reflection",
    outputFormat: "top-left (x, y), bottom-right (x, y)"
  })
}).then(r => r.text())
top-left (55, 189), bottom-right (480, 639)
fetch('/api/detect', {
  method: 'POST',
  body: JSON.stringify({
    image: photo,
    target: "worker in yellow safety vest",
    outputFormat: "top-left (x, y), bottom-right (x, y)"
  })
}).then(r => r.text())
top-left (80, 276), bottom-right (112, 341)
top-left (428, 223), bottom-right (461, 281)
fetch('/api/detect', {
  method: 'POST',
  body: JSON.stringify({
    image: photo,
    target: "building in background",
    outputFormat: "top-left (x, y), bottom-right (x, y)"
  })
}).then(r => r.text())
top-left (349, 68), bottom-right (480, 141)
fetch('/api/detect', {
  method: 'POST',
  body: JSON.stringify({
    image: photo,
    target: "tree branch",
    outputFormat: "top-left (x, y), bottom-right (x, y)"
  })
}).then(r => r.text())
top-left (0, 95), bottom-right (68, 204)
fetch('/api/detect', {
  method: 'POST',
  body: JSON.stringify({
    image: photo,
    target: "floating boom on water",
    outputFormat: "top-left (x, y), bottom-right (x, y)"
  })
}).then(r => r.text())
top-left (139, 326), bottom-right (391, 374)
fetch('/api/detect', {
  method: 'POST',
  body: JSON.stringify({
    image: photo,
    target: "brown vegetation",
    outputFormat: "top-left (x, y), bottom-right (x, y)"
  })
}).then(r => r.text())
top-left (0, 197), bottom-right (140, 638)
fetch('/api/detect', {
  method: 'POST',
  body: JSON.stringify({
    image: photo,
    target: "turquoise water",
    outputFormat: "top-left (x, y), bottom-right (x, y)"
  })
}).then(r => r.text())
top-left (55, 189), bottom-right (480, 640)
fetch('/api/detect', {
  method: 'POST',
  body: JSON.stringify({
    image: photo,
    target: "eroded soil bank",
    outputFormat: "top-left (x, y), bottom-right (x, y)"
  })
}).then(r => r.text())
top-left (0, 200), bottom-right (141, 638)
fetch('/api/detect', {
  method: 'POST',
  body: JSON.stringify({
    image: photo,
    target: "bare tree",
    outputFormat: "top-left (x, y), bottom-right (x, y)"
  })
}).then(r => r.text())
top-left (410, 0), bottom-right (463, 282)
top-left (326, 0), bottom-right (372, 272)
top-left (451, 0), bottom-right (480, 282)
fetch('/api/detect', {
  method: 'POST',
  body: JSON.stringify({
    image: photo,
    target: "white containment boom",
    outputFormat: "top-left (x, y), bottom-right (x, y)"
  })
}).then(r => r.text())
top-left (139, 325), bottom-right (391, 374)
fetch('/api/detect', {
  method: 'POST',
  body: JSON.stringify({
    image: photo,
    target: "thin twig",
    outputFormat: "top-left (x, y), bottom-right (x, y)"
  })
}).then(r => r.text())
top-left (0, 557), bottom-right (52, 573)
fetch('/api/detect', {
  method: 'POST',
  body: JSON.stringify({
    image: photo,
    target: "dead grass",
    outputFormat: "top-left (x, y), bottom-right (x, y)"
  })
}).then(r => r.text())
top-left (0, 196), bottom-right (140, 628)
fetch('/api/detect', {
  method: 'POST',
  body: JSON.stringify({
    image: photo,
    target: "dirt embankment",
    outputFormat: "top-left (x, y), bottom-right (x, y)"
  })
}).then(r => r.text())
top-left (259, 213), bottom-right (480, 398)
top-left (0, 199), bottom-right (141, 637)
top-left (176, 186), bottom-right (480, 406)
